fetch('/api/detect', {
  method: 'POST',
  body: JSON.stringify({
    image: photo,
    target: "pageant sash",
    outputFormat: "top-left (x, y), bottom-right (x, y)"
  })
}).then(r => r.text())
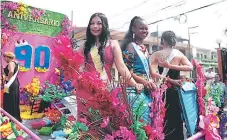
top-left (90, 45), bottom-right (108, 81)
top-left (158, 49), bottom-right (179, 87)
top-left (161, 49), bottom-right (179, 77)
top-left (4, 63), bottom-right (19, 93)
top-left (131, 42), bottom-right (150, 79)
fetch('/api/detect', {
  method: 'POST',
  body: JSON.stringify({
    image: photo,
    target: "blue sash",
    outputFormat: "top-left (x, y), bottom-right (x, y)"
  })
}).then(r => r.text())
top-left (131, 42), bottom-right (150, 79)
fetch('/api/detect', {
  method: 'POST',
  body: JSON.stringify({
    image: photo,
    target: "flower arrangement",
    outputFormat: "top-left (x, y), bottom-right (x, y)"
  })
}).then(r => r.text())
top-left (31, 8), bottom-right (45, 19)
top-left (44, 108), bottom-right (62, 124)
top-left (189, 60), bottom-right (222, 140)
top-left (0, 116), bottom-right (26, 139)
top-left (35, 81), bottom-right (70, 103)
top-left (205, 83), bottom-right (225, 108)
top-left (1, 2), bottom-right (18, 31)
top-left (1, 1), bottom-right (18, 12)
top-left (24, 77), bottom-right (41, 96)
top-left (16, 2), bottom-right (29, 15)
top-left (1, 32), bottom-right (9, 46)
top-left (149, 84), bottom-right (168, 140)
top-left (58, 16), bottom-right (74, 36)
top-left (35, 67), bottom-right (48, 73)
top-left (50, 35), bottom-right (171, 139)
top-left (20, 111), bottom-right (44, 120)
top-left (53, 36), bottom-right (83, 80)
top-left (192, 59), bottom-right (207, 116)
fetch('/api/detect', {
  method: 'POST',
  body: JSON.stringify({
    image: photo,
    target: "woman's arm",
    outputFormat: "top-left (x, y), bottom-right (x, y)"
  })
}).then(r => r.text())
top-left (169, 52), bottom-right (193, 71)
top-left (7, 62), bottom-right (15, 81)
top-left (168, 54), bottom-right (193, 71)
top-left (112, 40), bottom-right (139, 87)
top-left (158, 51), bottom-right (193, 71)
top-left (149, 52), bottom-right (165, 79)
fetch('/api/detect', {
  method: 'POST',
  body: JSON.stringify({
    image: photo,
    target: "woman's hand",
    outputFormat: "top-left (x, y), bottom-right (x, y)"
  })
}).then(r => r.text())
top-left (169, 79), bottom-right (183, 87)
top-left (158, 55), bottom-right (170, 68)
top-left (135, 83), bottom-right (144, 93)
top-left (144, 80), bottom-right (157, 91)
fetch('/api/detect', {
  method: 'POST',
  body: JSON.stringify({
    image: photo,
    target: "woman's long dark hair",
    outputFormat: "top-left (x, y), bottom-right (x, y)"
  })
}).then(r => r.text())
top-left (161, 31), bottom-right (177, 47)
top-left (84, 13), bottom-right (110, 64)
top-left (121, 16), bottom-right (143, 51)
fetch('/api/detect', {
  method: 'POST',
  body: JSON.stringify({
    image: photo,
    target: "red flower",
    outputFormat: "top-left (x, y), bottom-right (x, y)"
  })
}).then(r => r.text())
top-left (167, 82), bottom-right (172, 88)
top-left (143, 124), bottom-right (153, 138)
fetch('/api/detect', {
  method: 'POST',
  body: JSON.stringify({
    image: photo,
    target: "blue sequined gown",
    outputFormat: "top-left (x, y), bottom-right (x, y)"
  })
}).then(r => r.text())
top-left (123, 49), bottom-right (152, 124)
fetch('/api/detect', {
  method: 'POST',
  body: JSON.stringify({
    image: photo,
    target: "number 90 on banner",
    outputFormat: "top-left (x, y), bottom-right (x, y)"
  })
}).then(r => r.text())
top-left (14, 44), bottom-right (51, 72)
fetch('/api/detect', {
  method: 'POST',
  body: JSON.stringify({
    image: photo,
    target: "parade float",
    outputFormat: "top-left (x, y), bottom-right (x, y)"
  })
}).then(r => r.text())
top-left (1, 1), bottom-right (74, 139)
top-left (1, 1), bottom-right (226, 140)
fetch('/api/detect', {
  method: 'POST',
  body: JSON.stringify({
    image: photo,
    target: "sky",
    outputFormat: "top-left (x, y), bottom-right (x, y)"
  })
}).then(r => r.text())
top-left (9, 0), bottom-right (227, 49)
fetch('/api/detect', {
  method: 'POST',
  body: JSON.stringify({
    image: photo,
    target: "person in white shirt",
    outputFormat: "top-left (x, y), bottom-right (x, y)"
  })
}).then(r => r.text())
top-left (205, 67), bottom-right (216, 85)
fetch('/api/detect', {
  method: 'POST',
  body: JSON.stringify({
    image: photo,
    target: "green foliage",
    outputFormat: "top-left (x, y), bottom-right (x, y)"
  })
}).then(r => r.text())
top-left (35, 81), bottom-right (70, 102)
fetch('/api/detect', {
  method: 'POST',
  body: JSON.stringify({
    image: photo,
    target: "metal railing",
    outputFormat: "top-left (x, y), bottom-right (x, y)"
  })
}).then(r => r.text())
top-left (0, 107), bottom-right (42, 140)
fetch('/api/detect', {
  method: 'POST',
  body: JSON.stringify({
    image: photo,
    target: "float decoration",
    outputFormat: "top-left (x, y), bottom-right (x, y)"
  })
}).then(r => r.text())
top-left (188, 60), bottom-right (222, 140)
top-left (53, 36), bottom-right (83, 80)
top-left (44, 108), bottom-right (62, 123)
top-left (192, 59), bottom-right (207, 116)
top-left (20, 111), bottom-right (44, 120)
top-left (149, 84), bottom-right (168, 140)
top-left (19, 66), bottom-right (30, 72)
top-left (35, 67), bottom-right (48, 73)
top-left (205, 83), bottom-right (225, 107)
top-left (35, 81), bottom-right (70, 103)
top-left (51, 35), bottom-right (172, 139)
top-left (219, 112), bottom-right (227, 139)
top-left (24, 77), bottom-right (41, 97)
top-left (58, 16), bottom-right (74, 36)
top-left (31, 8), bottom-right (45, 19)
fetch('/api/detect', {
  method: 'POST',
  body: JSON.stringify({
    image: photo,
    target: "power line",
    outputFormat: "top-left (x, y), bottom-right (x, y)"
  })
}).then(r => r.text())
top-left (76, 0), bottom-right (186, 39)
top-left (77, 0), bottom-right (226, 41)
top-left (109, 0), bottom-right (151, 20)
top-left (74, 0), bottom-right (154, 36)
top-left (148, 0), bottom-right (227, 25)
top-left (111, 0), bottom-right (226, 38)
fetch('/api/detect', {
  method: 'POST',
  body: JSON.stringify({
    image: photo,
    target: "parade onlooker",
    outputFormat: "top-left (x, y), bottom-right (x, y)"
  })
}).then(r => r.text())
top-left (205, 67), bottom-right (216, 85)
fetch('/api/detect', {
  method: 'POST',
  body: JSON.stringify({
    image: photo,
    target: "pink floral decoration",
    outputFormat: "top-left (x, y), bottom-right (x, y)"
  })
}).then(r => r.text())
top-left (150, 84), bottom-right (168, 140)
top-left (199, 114), bottom-right (221, 140)
top-left (192, 59), bottom-right (207, 115)
top-left (101, 117), bottom-right (110, 128)
top-left (58, 16), bottom-right (75, 36)
top-left (31, 8), bottom-right (45, 19)
top-left (104, 126), bottom-right (136, 140)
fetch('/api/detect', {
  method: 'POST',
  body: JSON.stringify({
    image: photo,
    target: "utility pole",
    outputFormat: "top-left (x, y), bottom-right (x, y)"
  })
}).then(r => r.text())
top-left (157, 25), bottom-right (159, 46)
top-left (188, 26), bottom-right (198, 79)
top-left (71, 10), bottom-right (73, 25)
top-left (188, 26), bottom-right (198, 61)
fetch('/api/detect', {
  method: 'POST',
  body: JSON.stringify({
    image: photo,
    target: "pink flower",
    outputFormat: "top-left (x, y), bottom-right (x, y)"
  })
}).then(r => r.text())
top-left (104, 134), bottom-right (114, 140)
top-left (111, 88), bottom-right (121, 106)
top-left (149, 112), bottom-right (153, 118)
top-left (79, 117), bottom-right (88, 125)
top-left (101, 117), bottom-right (110, 128)
top-left (119, 104), bottom-right (127, 112)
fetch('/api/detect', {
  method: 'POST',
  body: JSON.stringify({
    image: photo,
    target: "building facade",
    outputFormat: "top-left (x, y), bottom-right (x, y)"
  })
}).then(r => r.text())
top-left (192, 47), bottom-right (218, 72)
